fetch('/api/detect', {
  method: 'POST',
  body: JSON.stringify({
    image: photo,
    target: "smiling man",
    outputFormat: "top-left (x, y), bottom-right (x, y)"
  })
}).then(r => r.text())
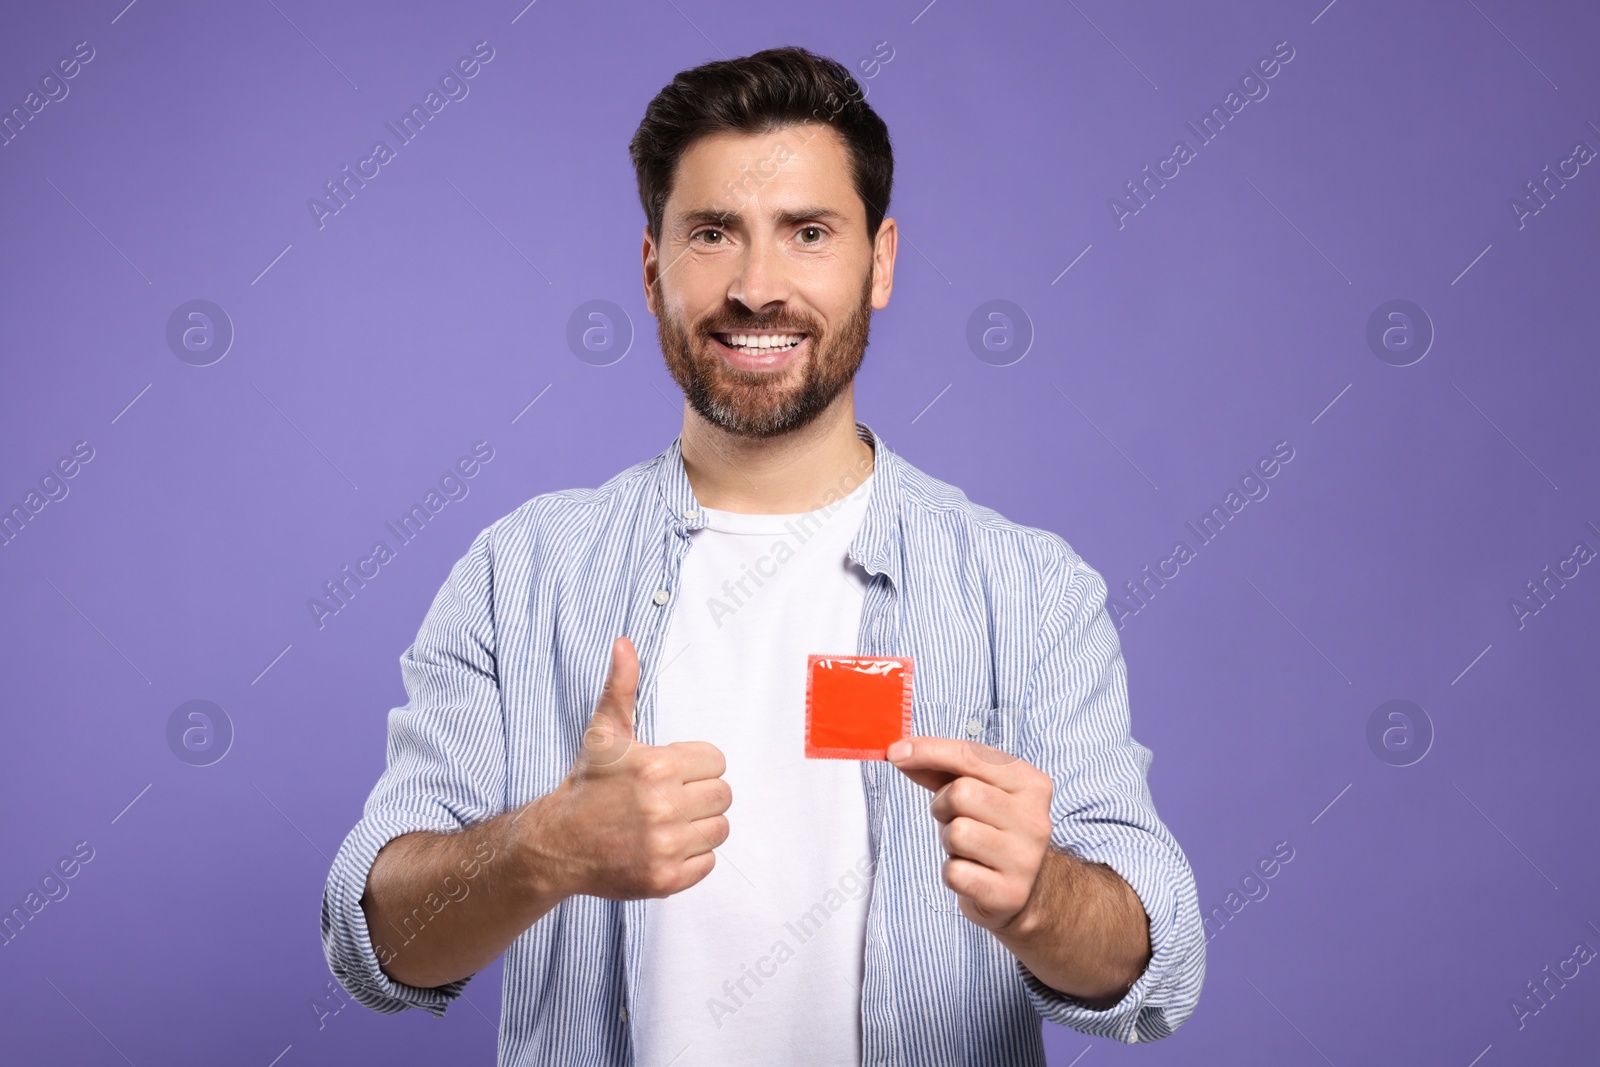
top-left (322, 46), bottom-right (1204, 1066)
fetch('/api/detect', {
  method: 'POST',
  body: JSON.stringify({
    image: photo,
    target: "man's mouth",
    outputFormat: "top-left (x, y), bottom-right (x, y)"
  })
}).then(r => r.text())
top-left (709, 330), bottom-right (809, 370)
top-left (711, 330), bottom-right (807, 354)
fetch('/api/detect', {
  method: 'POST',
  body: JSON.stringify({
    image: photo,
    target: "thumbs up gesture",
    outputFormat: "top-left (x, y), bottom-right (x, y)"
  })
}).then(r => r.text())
top-left (524, 637), bottom-right (732, 902)
top-left (579, 633), bottom-right (643, 768)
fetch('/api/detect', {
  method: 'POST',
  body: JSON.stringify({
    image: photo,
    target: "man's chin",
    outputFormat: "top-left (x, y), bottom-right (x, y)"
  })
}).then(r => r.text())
top-left (698, 393), bottom-right (804, 435)
top-left (685, 377), bottom-right (821, 437)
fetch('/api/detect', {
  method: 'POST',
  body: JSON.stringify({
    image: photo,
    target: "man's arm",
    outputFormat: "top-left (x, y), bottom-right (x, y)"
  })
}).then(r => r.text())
top-left (886, 737), bottom-right (1150, 1006)
top-left (355, 635), bottom-right (732, 992)
top-left (322, 524), bottom-right (513, 1016)
top-left (362, 802), bottom-right (560, 990)
top-left (324, 514), bottom-right (734, 1013)
top-left (888, 554), bottom-right (1204, 1042)
top-left (994, 846), bottom-right (1152, 1008)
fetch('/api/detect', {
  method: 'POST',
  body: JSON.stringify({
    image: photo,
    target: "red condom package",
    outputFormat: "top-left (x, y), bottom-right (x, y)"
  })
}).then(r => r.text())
top-left (804, 655), bottom-right (914, 760)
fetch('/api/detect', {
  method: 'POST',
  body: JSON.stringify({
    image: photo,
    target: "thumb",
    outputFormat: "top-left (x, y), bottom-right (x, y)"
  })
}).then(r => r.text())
top-left (583, 636), bottom-right (638, 766)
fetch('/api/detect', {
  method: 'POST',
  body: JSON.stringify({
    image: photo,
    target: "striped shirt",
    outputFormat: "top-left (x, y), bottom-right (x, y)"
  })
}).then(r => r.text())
top-left (321, 420), bottom-right (1206, 1065)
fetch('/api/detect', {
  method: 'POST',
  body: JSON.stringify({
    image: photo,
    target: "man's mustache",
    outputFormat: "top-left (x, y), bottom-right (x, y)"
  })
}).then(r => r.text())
top-left (700, 320), bottom-right (816, 335)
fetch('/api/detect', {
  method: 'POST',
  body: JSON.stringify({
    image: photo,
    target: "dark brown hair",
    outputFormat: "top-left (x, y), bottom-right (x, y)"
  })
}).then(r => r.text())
top-left (629, 45), bottom-right (894, 246)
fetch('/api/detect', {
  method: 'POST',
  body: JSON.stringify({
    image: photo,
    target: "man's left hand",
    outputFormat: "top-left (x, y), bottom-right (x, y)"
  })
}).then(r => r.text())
top-left (885, 735), bottom-right (1054, 935)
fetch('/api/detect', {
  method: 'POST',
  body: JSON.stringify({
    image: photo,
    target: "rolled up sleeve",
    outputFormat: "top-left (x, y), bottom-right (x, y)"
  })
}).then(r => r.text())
top-left (1015, 556), bottom-right (1205, 1043)
top-left (320, 523), bottom-right (509, 1017)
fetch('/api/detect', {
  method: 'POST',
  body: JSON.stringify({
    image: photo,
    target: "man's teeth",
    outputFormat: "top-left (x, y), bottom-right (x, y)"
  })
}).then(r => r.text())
top-left (721, 333), bottom-right (804, 352)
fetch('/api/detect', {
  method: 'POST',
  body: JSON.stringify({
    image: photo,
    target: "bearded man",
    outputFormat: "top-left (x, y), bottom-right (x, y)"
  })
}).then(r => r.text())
top-left (322, 44), bottom-right (1204, 1067)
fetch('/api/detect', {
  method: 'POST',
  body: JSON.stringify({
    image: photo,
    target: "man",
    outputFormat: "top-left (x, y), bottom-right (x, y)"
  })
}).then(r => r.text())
top-left (322, 45), bottom-right (1204, 1065)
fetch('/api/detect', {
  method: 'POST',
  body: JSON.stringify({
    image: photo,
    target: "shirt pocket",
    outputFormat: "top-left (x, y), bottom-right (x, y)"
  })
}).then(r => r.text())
top-left (912, 690), bottom-right (1027, 762)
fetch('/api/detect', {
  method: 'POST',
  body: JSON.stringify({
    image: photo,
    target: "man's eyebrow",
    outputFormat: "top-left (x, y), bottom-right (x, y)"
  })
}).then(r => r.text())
top-left (673, 206), bottom-right (851, 230)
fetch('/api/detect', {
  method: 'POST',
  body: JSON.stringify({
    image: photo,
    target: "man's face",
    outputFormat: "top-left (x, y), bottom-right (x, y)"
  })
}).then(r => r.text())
top-left (644, 122), bottom-right (894, 439)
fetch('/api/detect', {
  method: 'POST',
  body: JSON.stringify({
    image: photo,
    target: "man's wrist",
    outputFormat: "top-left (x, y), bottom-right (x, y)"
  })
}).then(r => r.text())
top-left (500, 790), bottom-right (575, 911)
top-left (995, 846), bottom-right (1150, 1007)
top-left (1000, 844), bottom-right (1075, 943)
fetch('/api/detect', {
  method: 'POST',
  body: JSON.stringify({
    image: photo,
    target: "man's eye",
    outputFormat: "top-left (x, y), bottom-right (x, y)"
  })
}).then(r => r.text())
top-left (694, 229), bottom-right (725, 245)
top-left (799, 226), bottom-right (824, 243)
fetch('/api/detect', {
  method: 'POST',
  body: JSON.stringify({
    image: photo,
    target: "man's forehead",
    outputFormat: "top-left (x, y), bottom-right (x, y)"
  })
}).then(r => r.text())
top-left (665, 123), bottom-right (857, 220)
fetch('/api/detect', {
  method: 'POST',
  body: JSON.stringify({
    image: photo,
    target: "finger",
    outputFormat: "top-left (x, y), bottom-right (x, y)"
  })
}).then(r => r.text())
top-left (892, 763), bottom-right (958, 794)
top-left (889, 736), bottom-right (1035, 794)
top-left (591, 636), bottom-right (639, 738)
top-left (666, 739), bottom-right (727, 783)
top-left (579, 714), bottom-right (635, 770)
top-left (674, 848), bottom-right (717, 892)
top-left (938, 815), bottom-right (1024, 873)
top-left (942, 857), bottom-right (1026, 921)
top-left (679, 814), bottom-right (730, 858)
top-left (928, 776), bottom-right (1011, 828)
top-left (675, 776), bottom-right (733, 821)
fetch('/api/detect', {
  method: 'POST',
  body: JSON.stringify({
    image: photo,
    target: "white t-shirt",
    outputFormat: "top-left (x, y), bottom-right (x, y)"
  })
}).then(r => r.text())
top-left (634, 471), bottom-right (876, 1067)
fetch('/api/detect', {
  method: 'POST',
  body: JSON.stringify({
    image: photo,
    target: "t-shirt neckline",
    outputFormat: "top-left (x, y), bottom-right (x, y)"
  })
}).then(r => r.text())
top-left (697, 472), bottom-right (874, 535)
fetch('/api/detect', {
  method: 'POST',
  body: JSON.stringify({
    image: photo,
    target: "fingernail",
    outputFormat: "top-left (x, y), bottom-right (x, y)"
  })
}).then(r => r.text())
top-left (887, 740), bottom-right (911, 762)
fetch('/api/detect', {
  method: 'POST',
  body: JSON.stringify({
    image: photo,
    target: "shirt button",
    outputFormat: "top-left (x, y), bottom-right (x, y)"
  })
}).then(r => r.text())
top-left (683, 509), bottom-right (699, 520)
top-left (965, 718), bottom-right (984, 737)
top-left (619, 1005), bottom-right (629, 1022)
top-left (652, 589), bottom-right (670, 606)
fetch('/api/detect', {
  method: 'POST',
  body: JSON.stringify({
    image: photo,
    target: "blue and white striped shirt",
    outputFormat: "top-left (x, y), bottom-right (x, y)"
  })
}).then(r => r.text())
top-left (321, 420), bottom-right (1205, 1065)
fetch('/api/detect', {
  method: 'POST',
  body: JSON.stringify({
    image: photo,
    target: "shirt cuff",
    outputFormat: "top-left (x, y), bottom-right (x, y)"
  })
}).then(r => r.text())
top-left (1016, 836), bottom-right (1203, 1043)
top-left (320, 807), bottom-right (476, 1017)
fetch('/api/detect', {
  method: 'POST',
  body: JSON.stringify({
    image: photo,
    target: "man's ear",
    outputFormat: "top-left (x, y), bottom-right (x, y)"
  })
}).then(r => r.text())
top-left (641, 225), bottom-right (658, 316)
top-left (870, 217), bottom-right (897, 311)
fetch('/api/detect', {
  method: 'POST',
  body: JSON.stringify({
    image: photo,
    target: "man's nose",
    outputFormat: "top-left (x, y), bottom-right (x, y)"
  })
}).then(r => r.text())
top-left (726, 233), bottom-right (793, 312)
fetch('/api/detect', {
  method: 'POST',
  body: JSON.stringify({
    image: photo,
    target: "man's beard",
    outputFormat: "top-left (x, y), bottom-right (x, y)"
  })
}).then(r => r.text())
top-left (656, 268), bottom-right (874, 439)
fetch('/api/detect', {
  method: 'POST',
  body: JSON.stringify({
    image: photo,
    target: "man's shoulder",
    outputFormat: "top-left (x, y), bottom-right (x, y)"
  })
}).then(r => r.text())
top-left (471, 449), bottom-right (663, 556)
top-left (892, 452), bottom-right (1092, 579)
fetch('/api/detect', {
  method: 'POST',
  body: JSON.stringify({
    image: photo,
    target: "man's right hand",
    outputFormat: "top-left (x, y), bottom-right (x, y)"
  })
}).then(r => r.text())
top-left (363, 635), bottom-right (729, 990)
top-left (519, 635), bottom-right (731, 902)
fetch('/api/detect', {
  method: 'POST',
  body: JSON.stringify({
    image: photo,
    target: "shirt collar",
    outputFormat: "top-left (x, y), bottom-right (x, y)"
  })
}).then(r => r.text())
top-left (654, 418), bottom-right (902, 587)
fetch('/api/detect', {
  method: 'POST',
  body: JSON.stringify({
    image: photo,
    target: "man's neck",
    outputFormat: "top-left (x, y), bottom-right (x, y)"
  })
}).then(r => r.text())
top-left (680, 391), bottom-right (875, 514)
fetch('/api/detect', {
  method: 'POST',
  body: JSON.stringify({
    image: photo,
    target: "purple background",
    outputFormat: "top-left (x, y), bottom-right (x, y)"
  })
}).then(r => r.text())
top-left (3, 1), bottom-right (1597, 1063)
